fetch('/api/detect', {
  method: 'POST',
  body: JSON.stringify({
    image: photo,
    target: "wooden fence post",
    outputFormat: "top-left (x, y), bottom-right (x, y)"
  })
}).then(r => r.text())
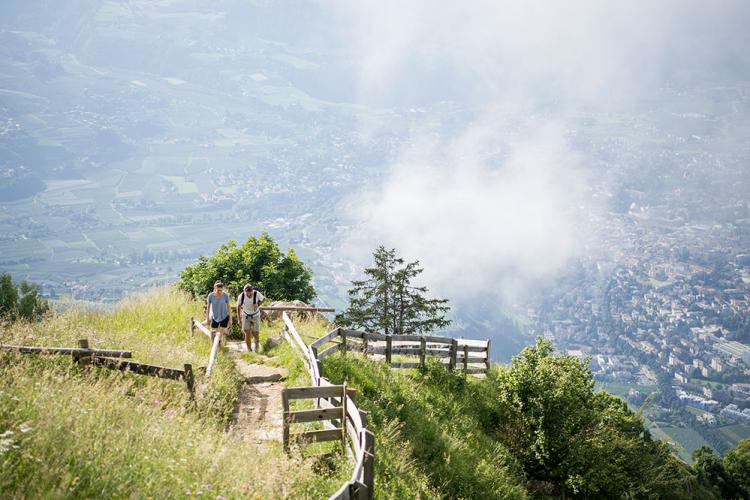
top-left (463, 344), bottom-right (469, 373)
top-left (346, 387), bottom-right (357, 404)
top-left (485, 339), bottom-right (491, 373)
top-left (362, 332), bottom-right (368, 356)
top-left (184, 364), bottom-right (195, 397)
top-left (363, 429), bottom-right (375, 500)
top-left (340, 327), bottom-right (346, 356)
top-left (74, 339), bottom-right (91, 366)
top-left (449, 339), bottom-right (457, 371)
top-left (189, 317), bottom-right (195, 336)
top-left (282, 389), bottom-right (290, 453)
top-left (341, 384), bottom-right (348, 451)
top-left (385, 335), bottom-right (392, 364)
top-left (419, 336), bottom-right (426, 368)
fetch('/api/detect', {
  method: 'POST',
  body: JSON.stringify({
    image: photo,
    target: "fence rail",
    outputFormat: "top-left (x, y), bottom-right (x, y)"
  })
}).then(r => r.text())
top-left (281, 313), bottom-right (375, 500)
top-left (190, 317), bottom-right (223, 378)
top-left (282, 384), bottom-right (348, 452)
top-left (310, 327), bottom-right (491, 375)
top-left (2, 338), bottom-right (194, 395)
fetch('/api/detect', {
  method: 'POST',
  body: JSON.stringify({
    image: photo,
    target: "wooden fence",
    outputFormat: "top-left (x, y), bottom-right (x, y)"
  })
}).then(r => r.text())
top-left (281, 313), bottom-right (375, 500)
top-left (311, 328), bottom-right (491, 375)
top-left (282, 384), bottom-right (348, 452)
top-left (1, 338), bottom-right (195, 395)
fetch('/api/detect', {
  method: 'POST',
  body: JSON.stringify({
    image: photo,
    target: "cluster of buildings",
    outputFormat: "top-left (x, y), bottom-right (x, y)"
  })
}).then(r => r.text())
top-left (527, 205), bottom-right (750, 427)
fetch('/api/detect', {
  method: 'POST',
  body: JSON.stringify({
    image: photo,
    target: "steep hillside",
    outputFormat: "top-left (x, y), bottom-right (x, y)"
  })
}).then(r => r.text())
top-left (321, 341), bottom-right (719, 499)
top-left (0, 289), bottom-right (344, 498)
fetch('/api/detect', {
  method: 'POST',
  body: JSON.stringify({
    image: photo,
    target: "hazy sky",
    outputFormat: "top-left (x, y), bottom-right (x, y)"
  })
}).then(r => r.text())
top-left (334, 1), bottom-right (750, 304)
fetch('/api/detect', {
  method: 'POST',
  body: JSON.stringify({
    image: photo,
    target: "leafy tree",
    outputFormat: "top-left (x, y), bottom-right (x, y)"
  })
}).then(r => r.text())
top-left (337, 246), bottom-right (450, 335)
top-left (493, 338), bottom-right (695, 497)
top-left (0, 273), bottom-right (49, 322)
top-left (0, 273), bottom-right (18, 319)
top-left (177, 233), bottom-right (315, 302)
top-left (692, 446), bottom-right (741, 499)
top-left (723, 438), bottom-right (750, 498)
top-left (17, 280), bottom-right (49, 321)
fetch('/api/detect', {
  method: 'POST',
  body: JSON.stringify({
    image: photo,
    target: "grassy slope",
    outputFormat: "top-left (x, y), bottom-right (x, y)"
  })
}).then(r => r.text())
top-left (0, 288), bottom-right (344, 498)
top-left (322, 353), bottom-right (528, 500)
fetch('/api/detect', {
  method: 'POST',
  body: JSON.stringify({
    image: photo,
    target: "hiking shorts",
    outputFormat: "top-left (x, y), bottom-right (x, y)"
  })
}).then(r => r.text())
top-left (242, 313), bottom-right (261, 332)
top-left (211, 317), bottom-right (229, 328)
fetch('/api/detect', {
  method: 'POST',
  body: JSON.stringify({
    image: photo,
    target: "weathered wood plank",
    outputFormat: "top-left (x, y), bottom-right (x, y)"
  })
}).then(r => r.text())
top-left (342, 329), bottom-right (364, 339)
top-left (285, 385), bottom-right (347, 400)
top-left (389, 334), bottom-right (416, 341)
top-left (92, 357), bottom-right (185, 380)
top-left (369, 346), bottom-right (452, 357)
top-left (364, 332), bottom-right (387, 341)
top-left (318, 344), bottom-right (340, 360)
top-left (345, 419), bottom-right (360, 455)
top-left (362, 429), bottom-right (375, 500)
top-left (310, 328), bottom-right (341, 349)
top-left (486, 339), bottom-right (492, 371)
top-left (422, 335), bottom-right (453, 344)
top-left (206, 330), bottom-right (222, 378)
top-left (285, 407), bottom-right (343, 423)
top-left (282, 390), bottom-right (290, 452)
top-left (292, 428), bottom-right (344, 443)
top-left (0, 345), bottom-right (132, 358)
top-left (330, 482), bottom-right (352, 500)
top-left (193, 320), bottom-right (212, 339)
top-left (184, 364), bottom-right (195, 396)
top-left (282, 312), bottom-right (310, 359)
top-left (456, 344), bottom-right (488, 352)
top-left (419, 337), bottom-right (426, 368)
top-left (450, 339), bottom-right (458, 371)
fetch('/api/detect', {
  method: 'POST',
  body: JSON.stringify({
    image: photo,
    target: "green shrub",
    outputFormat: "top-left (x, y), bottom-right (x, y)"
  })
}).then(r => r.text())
top-left (177, 232), bottom-right (315, 302)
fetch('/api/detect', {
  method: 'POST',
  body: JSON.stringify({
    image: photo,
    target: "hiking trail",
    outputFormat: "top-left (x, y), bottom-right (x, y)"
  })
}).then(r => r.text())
top-left (226, 341), bottom-right (287, 443)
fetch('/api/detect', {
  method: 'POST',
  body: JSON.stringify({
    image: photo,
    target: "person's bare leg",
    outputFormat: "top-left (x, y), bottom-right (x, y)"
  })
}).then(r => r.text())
top-left (244, 329), bottom-right (253, 351)
top-left (252, 329), bottom-right (260, 352)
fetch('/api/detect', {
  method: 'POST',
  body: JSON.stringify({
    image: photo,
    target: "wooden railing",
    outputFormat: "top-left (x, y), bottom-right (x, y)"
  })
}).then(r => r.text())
top-left (282, 384), bottom-right (348, 452)
top-left (280, 313), bottom-right (375, 500)
top-left (311, 328), bottom-right (491, 375)
top-left (190, 317), bottom-right (223, 378)
top-left (1, 338), bottom-right (195, 395)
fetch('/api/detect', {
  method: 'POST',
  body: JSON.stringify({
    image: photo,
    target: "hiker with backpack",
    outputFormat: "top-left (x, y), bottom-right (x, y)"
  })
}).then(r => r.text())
top-left (237, 283), bottom-right (265, 352)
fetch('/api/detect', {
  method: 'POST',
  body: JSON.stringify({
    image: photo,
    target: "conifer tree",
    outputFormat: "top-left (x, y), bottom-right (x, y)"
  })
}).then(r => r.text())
top-left (337, 246), bottom-right (450, 335)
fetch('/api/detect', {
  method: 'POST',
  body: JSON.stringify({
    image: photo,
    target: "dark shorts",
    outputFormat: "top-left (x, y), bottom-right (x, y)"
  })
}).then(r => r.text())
top-left (211, 317), bottom-right (229, 328)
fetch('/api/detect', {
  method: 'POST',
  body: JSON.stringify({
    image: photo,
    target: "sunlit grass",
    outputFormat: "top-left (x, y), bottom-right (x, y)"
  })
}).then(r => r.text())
top-left (0, 287), bottom-right (349, 498)
top-left (323, 353), bottom-right (528, 499)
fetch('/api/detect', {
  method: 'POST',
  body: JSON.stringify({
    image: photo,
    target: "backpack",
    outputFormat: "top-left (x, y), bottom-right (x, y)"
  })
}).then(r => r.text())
top-left (239, 290), bottom-right (260, 317)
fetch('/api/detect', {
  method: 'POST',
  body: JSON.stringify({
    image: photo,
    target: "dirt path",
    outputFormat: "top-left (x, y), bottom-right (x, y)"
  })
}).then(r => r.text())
top-left (226, 341), bottom-right (287, 443)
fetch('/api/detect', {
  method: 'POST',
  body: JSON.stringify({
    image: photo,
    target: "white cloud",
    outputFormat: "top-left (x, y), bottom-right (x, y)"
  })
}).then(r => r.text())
top-left (347, 117), bottom-right (590, 302)
top-left (334, 0), bottom-right (750, 303)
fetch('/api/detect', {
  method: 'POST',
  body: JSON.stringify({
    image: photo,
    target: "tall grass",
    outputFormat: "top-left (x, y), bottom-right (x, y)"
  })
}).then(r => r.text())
top-left (0, 288), bottom-right (347, 498)
top-left (323, 354), bottom-right (528, 500)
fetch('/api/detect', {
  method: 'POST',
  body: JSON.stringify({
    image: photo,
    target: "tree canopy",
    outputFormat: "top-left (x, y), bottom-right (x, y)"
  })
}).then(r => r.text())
top-left (176, 233), bottom-right (315, 302)
top-left (493, 338), bottom-right (698, 498)
top-left (336, 246), bottom-right (450, 336)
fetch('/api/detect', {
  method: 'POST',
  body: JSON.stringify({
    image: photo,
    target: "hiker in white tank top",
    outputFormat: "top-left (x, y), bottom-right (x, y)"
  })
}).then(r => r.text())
top-left (236, 283), bottom-right (265, 352)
